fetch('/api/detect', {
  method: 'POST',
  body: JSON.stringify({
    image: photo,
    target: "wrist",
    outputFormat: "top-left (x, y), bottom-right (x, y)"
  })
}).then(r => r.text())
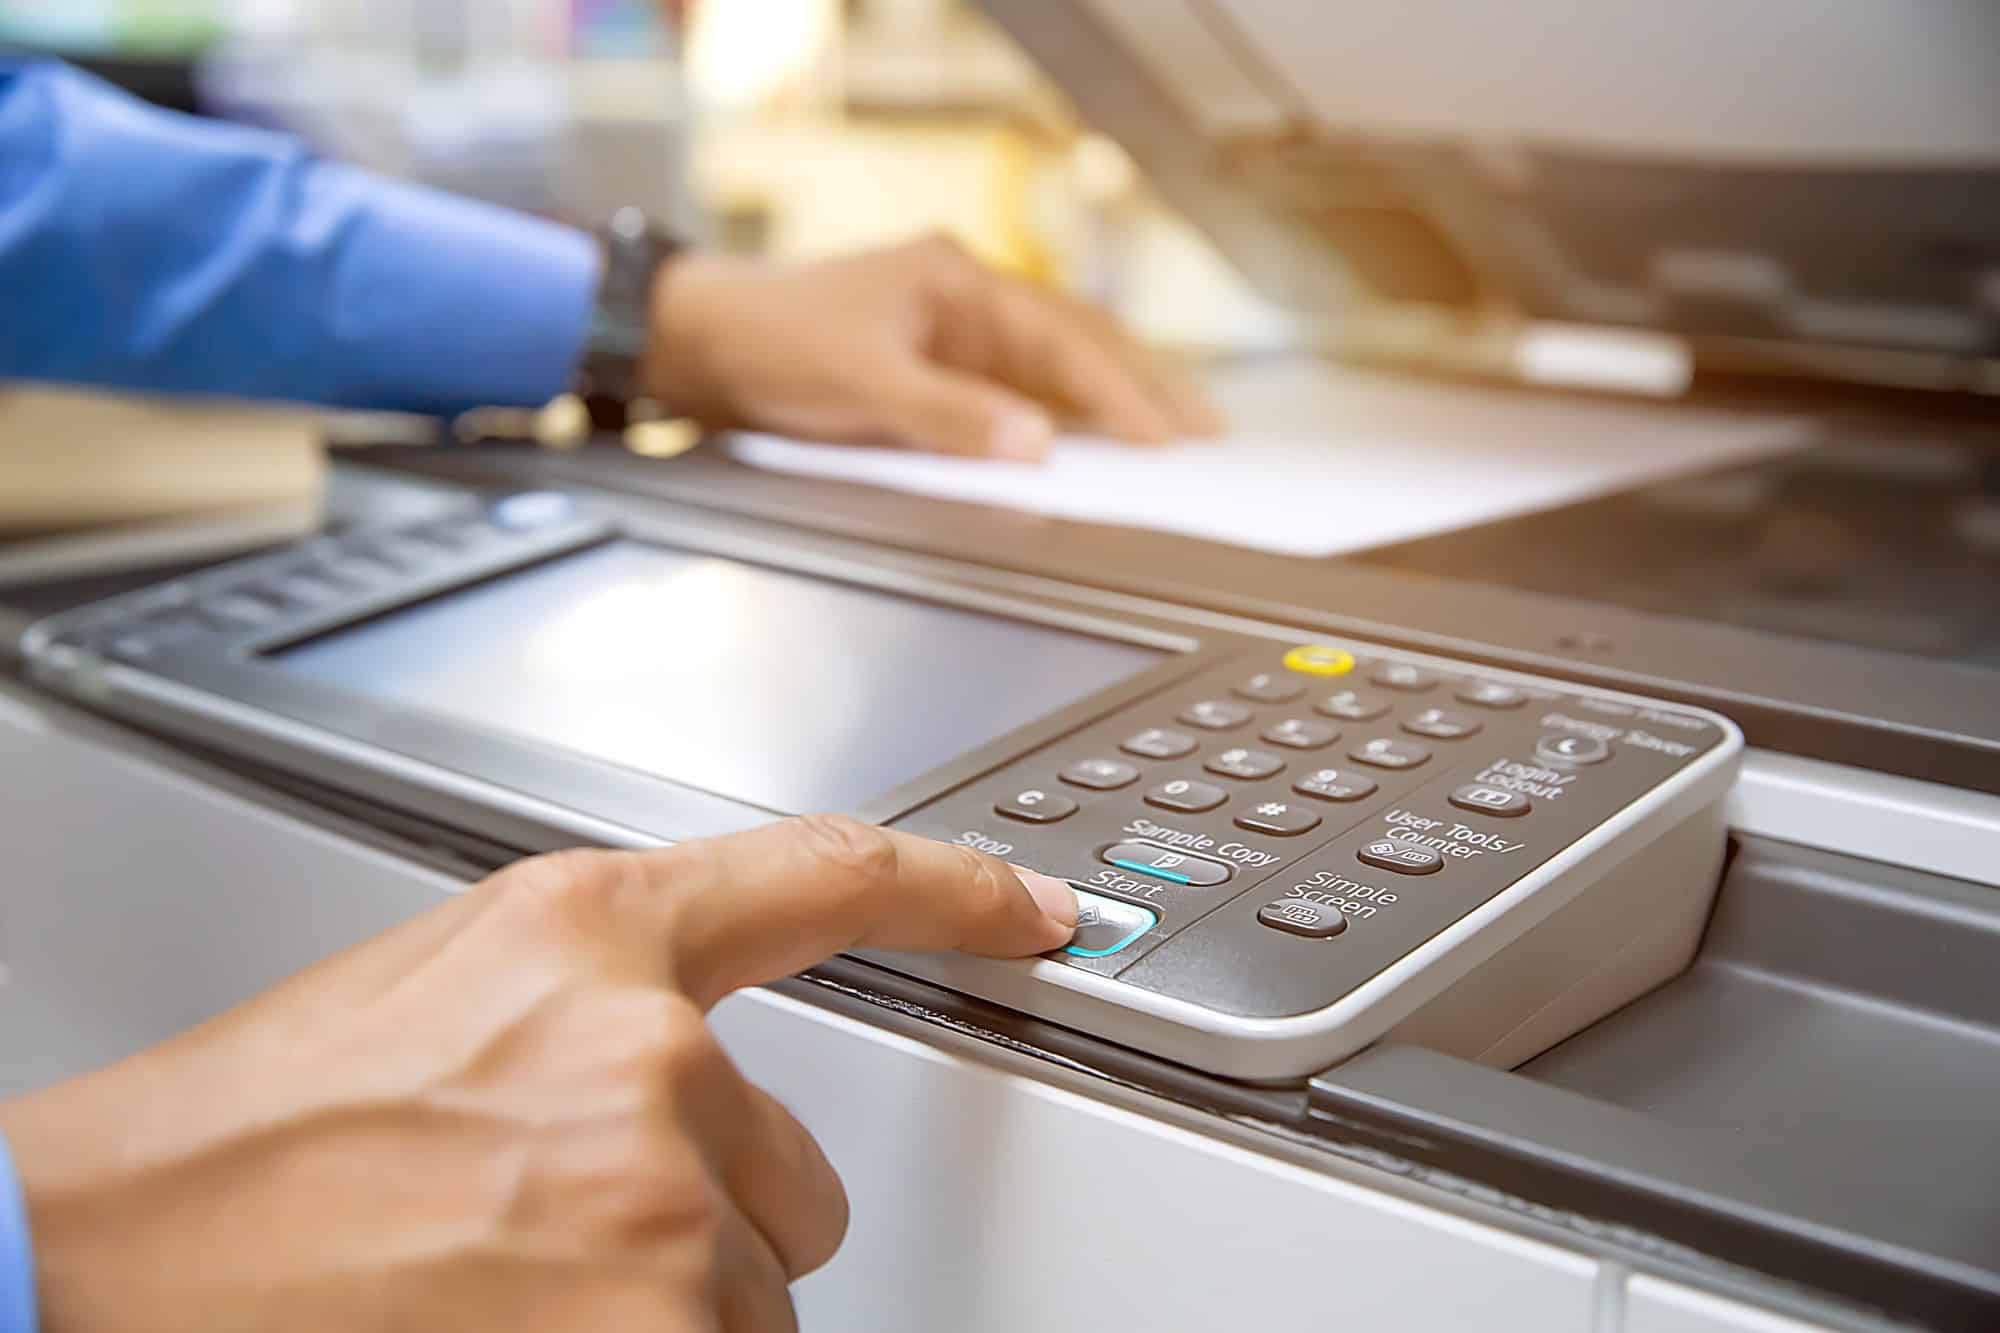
top-left (639, 252), bottom-right (745, 424)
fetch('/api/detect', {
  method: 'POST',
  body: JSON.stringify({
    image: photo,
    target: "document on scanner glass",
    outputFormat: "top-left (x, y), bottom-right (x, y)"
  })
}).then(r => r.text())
top-left (729, 357), bottom-right (1810, 558)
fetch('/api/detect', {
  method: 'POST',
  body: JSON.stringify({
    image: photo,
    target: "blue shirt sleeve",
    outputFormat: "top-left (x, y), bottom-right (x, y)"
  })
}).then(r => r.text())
top-left (0, 59), bottom-right (600, 415)
top-left (0, 1129), bottom-right (35, 1333)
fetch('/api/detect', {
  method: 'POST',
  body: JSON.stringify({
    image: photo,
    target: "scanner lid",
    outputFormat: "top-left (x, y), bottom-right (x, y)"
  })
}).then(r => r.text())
top-left (982, 0), bottom-right (2000, 386)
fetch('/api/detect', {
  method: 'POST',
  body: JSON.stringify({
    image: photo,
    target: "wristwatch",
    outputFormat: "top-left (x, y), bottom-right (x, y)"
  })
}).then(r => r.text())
top-left (575, 206), bottom-right (687, 424)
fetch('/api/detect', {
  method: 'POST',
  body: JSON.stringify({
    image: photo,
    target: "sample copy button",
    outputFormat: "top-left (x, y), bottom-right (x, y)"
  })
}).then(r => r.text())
top-left (1062, 891), bottom-right (1159, 958)
top-left (1099, 841), bottom-right (1233, 887)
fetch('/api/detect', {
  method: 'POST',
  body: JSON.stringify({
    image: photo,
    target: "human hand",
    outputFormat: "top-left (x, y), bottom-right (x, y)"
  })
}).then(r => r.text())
top-left (641, 235), bottom-right (1224, 460)
top-left (0, 817), bottom-right (1077, 1332)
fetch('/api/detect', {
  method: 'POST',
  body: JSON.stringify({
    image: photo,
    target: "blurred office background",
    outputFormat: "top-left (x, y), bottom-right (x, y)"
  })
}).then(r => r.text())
top-left (0, 0), bottom-right (1295, 354)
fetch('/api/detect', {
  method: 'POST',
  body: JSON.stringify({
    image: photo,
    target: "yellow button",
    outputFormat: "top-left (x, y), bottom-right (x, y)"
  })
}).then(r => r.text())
top-left (1283, 644), bottom-right (1356, 677)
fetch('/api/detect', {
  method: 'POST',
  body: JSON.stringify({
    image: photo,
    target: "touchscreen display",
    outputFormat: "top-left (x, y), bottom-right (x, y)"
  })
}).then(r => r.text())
top-left (275, 542), bottom-right (1165, 813)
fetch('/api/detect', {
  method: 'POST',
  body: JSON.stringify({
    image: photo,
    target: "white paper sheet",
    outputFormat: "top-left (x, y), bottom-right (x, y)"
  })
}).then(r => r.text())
top-left (728, 358), bottom-right (1811, 558)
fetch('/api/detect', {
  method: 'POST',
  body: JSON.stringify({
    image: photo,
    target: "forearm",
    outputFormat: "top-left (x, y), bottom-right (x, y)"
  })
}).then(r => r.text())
top-left (0, 61), bottom-right (598, 415)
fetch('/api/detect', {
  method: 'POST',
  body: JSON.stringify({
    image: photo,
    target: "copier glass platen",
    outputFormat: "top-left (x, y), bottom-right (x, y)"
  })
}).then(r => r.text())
top-left (21, 493), bottom-right (1738, 1083)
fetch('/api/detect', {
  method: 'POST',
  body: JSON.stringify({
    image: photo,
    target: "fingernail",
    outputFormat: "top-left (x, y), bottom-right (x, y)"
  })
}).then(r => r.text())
top-left (989, 409), bottom-right (1054, 461)
top-left (1013, 867), bottom-right (1078, 930)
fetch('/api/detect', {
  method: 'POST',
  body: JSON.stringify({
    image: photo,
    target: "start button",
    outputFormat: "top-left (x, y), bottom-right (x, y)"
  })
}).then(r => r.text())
top-left (1282, 644), bottom-right (1356, 677)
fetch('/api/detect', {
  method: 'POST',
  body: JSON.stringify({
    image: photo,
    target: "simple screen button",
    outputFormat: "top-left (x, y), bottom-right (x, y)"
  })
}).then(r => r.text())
top-left (1145, 778), bottom-right (1228, 813)
top-left (1457, 681), bottom-right (1528, 709)
top-left (1061, 758), bottom-right (1140, 790)
top-left (1450, 784), bottom-right (1531, 817)
top-left (1261, 717), bottom-right (1340, 750)
top-left (1281, 644), bottom-right (1356, 677)
top-left (1234, 671), bottom-right (1306, 703)
top-left (1234, 801), bottom-right (1322, 837)
top-left (1180, 699), bottom-right (1253, 731)
top-left (994, 788), bottom-right (1078, 824)
top-left (1121, 727), bottom-right (1197, 760)
top-left (1358, 839), bottom-right (1445, 875)
top-left (1402, 708), bottom-right (1482, 740)
top-left (1205, 747), bottom-right (1284, 781)
top-left (1349, 737), bottom-right (1432, 770)
top-left (1100, 841), bottom-right (1232, 887)
top-left (1316, 690), bottom-right (1390, 722)
top-left (1258, 898), bottom-right (1348, 939)
top-left (1293, 768), bottom-right (1380, 803)
top-left (1370, 663), bottom-right (1438, 692)
top-left (1063, 892), bottom-right (1159, 958)
top-left (1536, 733), bottom-right (1612, 766)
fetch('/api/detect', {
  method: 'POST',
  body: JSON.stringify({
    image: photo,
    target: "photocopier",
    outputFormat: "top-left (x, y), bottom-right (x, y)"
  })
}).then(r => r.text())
top-left (4, 3), bottom-right (1996, 1330)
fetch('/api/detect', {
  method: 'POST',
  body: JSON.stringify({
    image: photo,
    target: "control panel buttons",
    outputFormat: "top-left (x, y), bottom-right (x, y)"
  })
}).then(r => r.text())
top-left (1234, 671), bottom-right (1306, 703)
top-left (1348, 737), bottom-right (1432, 770)
top-left (1537, 733), bottom-right (1612, 766)
top-left (1063, 892), bottom-right (1159, 958)
top-left (1179, 699), bottom-right (1252, 731)
top-left (1144, 779), bottom-right (1228, 814)
top-left (1402, 708), bottom-right (1482, 741)
top-left (1293, 768), bottom-right (1380, 803)
top-left (1281, 644), bottom-right (1357, 677)
top-left (1100, 841), bottom-right (1233, 887)
top-left (994, 788), bottom-right (1078, 824)
top-left (1060, 758), bottom-right (1140, 790)
top-left (1234, 801), bottom-right (1323, 838)
top-left (1260, 717), bottom-right (1340, 751)
top-left (1449, 784), bottom-right (1531, 817)
top-left (270, 572), bottom-right (341, 606)
top-left (1205, 747), bottom-right (1284, 781)
top-left (1316, 690), bottom-right (1390, 722)
top-left (1370, 662), bottom-right (1438, 692)
top-left (1358, 839), bottom-right (1445, 875)
top-left (1121, 727), bottom-right (1197, 760)
top-left (320, 554), bottom-right (395, 586)
top-left (1257, 898), bottom-right (1349, 939)
top-left (1457, 681), bottom-right (1528, 709)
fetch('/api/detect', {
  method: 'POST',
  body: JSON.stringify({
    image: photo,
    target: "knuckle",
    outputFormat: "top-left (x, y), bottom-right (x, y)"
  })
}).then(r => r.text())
top-left (488, 849), bottom-right (629, 929)
top-left (787, 814), bottom-right (899, 894)
top-left (950, 844), bottom-right (1020, 926)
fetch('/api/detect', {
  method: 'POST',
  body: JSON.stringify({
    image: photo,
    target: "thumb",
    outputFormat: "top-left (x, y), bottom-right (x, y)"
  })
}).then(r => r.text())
top-left (875, 363), bottom-right (1057, 460)
top-left (644, 816), bottom-right (1078, 1009)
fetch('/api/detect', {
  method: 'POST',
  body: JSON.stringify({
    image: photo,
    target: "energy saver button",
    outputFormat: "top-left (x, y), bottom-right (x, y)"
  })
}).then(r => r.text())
top-left (1258, 898), bottom-right (1348, 939)
top-left (1282, 644), bottom-right (1356, 677)
top-left (1359, 839), bottom-right (1445, 875)
top-left (1537, 733), bottom-right (1612, 766)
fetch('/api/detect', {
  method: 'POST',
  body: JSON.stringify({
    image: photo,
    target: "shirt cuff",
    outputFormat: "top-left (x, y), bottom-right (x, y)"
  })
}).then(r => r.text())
top-left (0, 1130), bottom-right (37, 1333)
top-left (315, 165), bottom-right (602, 416)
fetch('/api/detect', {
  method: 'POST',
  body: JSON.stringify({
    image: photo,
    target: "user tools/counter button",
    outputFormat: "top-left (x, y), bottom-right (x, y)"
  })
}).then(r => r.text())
top-left (1358, 839), bottom-right (1445, 875)
top-left (994, 788), bottom-right (1078, 824)
top-left (1099, 842), bottom-right (1233, 887)
top-left (1258, 898), bottom-right (1348, 939)
top-left (1063, 892), bottom-right (1159, 958)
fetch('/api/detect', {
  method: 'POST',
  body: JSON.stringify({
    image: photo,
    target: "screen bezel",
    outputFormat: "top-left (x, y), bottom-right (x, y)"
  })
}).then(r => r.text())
top-left (93, 506), bottom-right (1212, 848)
